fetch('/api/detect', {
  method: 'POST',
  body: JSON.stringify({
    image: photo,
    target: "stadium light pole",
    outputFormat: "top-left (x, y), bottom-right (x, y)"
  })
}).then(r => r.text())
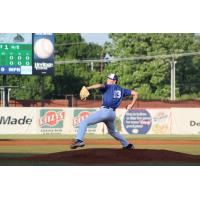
top-left (170, 58), bottom-right (177, 101)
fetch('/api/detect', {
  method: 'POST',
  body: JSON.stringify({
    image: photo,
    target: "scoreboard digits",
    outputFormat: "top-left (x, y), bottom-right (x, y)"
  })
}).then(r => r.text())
top-left (0, 45), bottom-right (31, 65)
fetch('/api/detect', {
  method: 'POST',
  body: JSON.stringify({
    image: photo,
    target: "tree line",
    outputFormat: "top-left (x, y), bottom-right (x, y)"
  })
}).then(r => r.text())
top-left (1, 33), bottom-right (200, 101)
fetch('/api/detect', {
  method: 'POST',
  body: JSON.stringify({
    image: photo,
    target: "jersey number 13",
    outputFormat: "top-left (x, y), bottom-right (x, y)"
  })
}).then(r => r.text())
top-left (113, 90), bottom-right (121, 99)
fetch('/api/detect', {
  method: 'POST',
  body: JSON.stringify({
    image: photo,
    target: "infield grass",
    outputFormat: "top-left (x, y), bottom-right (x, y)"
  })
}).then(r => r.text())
top-left (0, 144), bottom-right (199, 155)
top-left (0, 134), bottom-right (199, 157)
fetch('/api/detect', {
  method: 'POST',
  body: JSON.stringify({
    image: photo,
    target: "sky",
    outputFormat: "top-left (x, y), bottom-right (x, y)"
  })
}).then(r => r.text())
top-left (81, 33), bottom-right (111, 46)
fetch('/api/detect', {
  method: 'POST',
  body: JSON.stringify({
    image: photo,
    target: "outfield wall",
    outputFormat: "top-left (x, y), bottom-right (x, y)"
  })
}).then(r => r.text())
top-left (0, 107), bottom-right (199, 135)
top-left (7, 99), bottom-right (200, 108)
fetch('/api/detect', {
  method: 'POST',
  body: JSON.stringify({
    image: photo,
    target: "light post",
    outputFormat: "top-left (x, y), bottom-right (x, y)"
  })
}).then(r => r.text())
top-left (170, 58), bottom-right (177, 100)
top-left (100, 49), bottom-right (104, 74)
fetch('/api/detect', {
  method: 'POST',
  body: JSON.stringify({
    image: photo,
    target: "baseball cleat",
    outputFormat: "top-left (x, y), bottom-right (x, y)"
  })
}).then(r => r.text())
top-left (122, 143), bottom-right (134, 150)
top-left (70, 140), bottom-right (85, 149)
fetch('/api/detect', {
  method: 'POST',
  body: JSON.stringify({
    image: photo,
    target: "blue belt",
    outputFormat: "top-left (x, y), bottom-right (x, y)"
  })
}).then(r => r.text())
top-left (101, 106), bottom-right (115, 111)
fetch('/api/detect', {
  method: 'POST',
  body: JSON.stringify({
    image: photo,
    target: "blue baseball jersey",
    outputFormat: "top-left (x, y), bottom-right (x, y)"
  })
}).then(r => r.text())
top-left (100, 84), bottom-right (132, 109)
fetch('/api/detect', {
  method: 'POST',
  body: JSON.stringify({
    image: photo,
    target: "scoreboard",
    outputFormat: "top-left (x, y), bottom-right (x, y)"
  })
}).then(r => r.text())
top-left (0, 33), bottom-right (33, 75)
top-left (0, 33), bottom-right (54, 76)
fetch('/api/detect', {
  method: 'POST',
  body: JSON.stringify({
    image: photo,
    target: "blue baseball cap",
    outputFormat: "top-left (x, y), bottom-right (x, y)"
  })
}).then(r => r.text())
top-left (107, 73), bottom-right (118, 81)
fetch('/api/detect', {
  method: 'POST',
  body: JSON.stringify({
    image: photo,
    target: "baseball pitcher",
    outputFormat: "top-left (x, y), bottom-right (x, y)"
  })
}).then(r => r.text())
top-left (71, 73), bottom-right (138, 149)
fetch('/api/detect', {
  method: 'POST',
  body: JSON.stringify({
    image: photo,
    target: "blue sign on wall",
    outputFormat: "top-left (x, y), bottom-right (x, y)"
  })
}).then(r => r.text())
top-left (123, 109), bottom-right (152, 134)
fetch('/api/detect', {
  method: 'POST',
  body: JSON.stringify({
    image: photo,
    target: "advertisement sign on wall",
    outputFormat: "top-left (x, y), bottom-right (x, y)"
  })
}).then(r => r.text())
top-left (150, 109), bottom-right (171, 134)
top-left (39, 109), bottom-right (65, 134)
top-left (0, 107), bottom-right (198, 135)
top-left (72, 109), bottom-right (97, 134)
top-left (123, 109), bottom-right (152, 134)
top-left (171, 108), bottom-right (200, 134)
top-left (33, 33), bottom-right (54, 75)
top-left (0, 108), bottom-right (37, 134)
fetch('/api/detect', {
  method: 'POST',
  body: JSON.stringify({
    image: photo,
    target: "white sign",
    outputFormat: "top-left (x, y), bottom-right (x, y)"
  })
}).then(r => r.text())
top-left (171, 108), bottom-right (200, 134)
top-left (0, 108), bottom-right (37, 134)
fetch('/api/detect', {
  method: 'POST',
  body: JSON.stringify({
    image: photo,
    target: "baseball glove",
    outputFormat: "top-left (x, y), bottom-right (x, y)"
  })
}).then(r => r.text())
top-left (80, 86), bottom-right (90, 101)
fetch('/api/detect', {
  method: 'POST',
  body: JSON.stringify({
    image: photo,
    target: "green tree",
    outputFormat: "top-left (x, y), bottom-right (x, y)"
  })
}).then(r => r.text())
top-left (105, 33), bottom-right (200, 100)
top-left (3, 33), bottom-right (200, 101)
top-left (52, 34), bottom-right (103, 99)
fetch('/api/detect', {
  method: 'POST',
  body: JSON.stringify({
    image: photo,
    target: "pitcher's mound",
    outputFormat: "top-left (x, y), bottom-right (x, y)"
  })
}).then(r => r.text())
top-left (23, 149), bottom-right (200, 165)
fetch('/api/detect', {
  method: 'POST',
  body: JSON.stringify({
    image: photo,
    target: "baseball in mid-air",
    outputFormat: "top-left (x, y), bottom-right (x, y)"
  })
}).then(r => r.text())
top-left (34, 38), bottom-right (54, 59)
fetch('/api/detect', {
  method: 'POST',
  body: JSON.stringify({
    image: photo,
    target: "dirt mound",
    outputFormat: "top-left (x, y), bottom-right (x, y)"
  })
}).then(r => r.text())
top-left (22, 149), bottom-right (200, 165)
